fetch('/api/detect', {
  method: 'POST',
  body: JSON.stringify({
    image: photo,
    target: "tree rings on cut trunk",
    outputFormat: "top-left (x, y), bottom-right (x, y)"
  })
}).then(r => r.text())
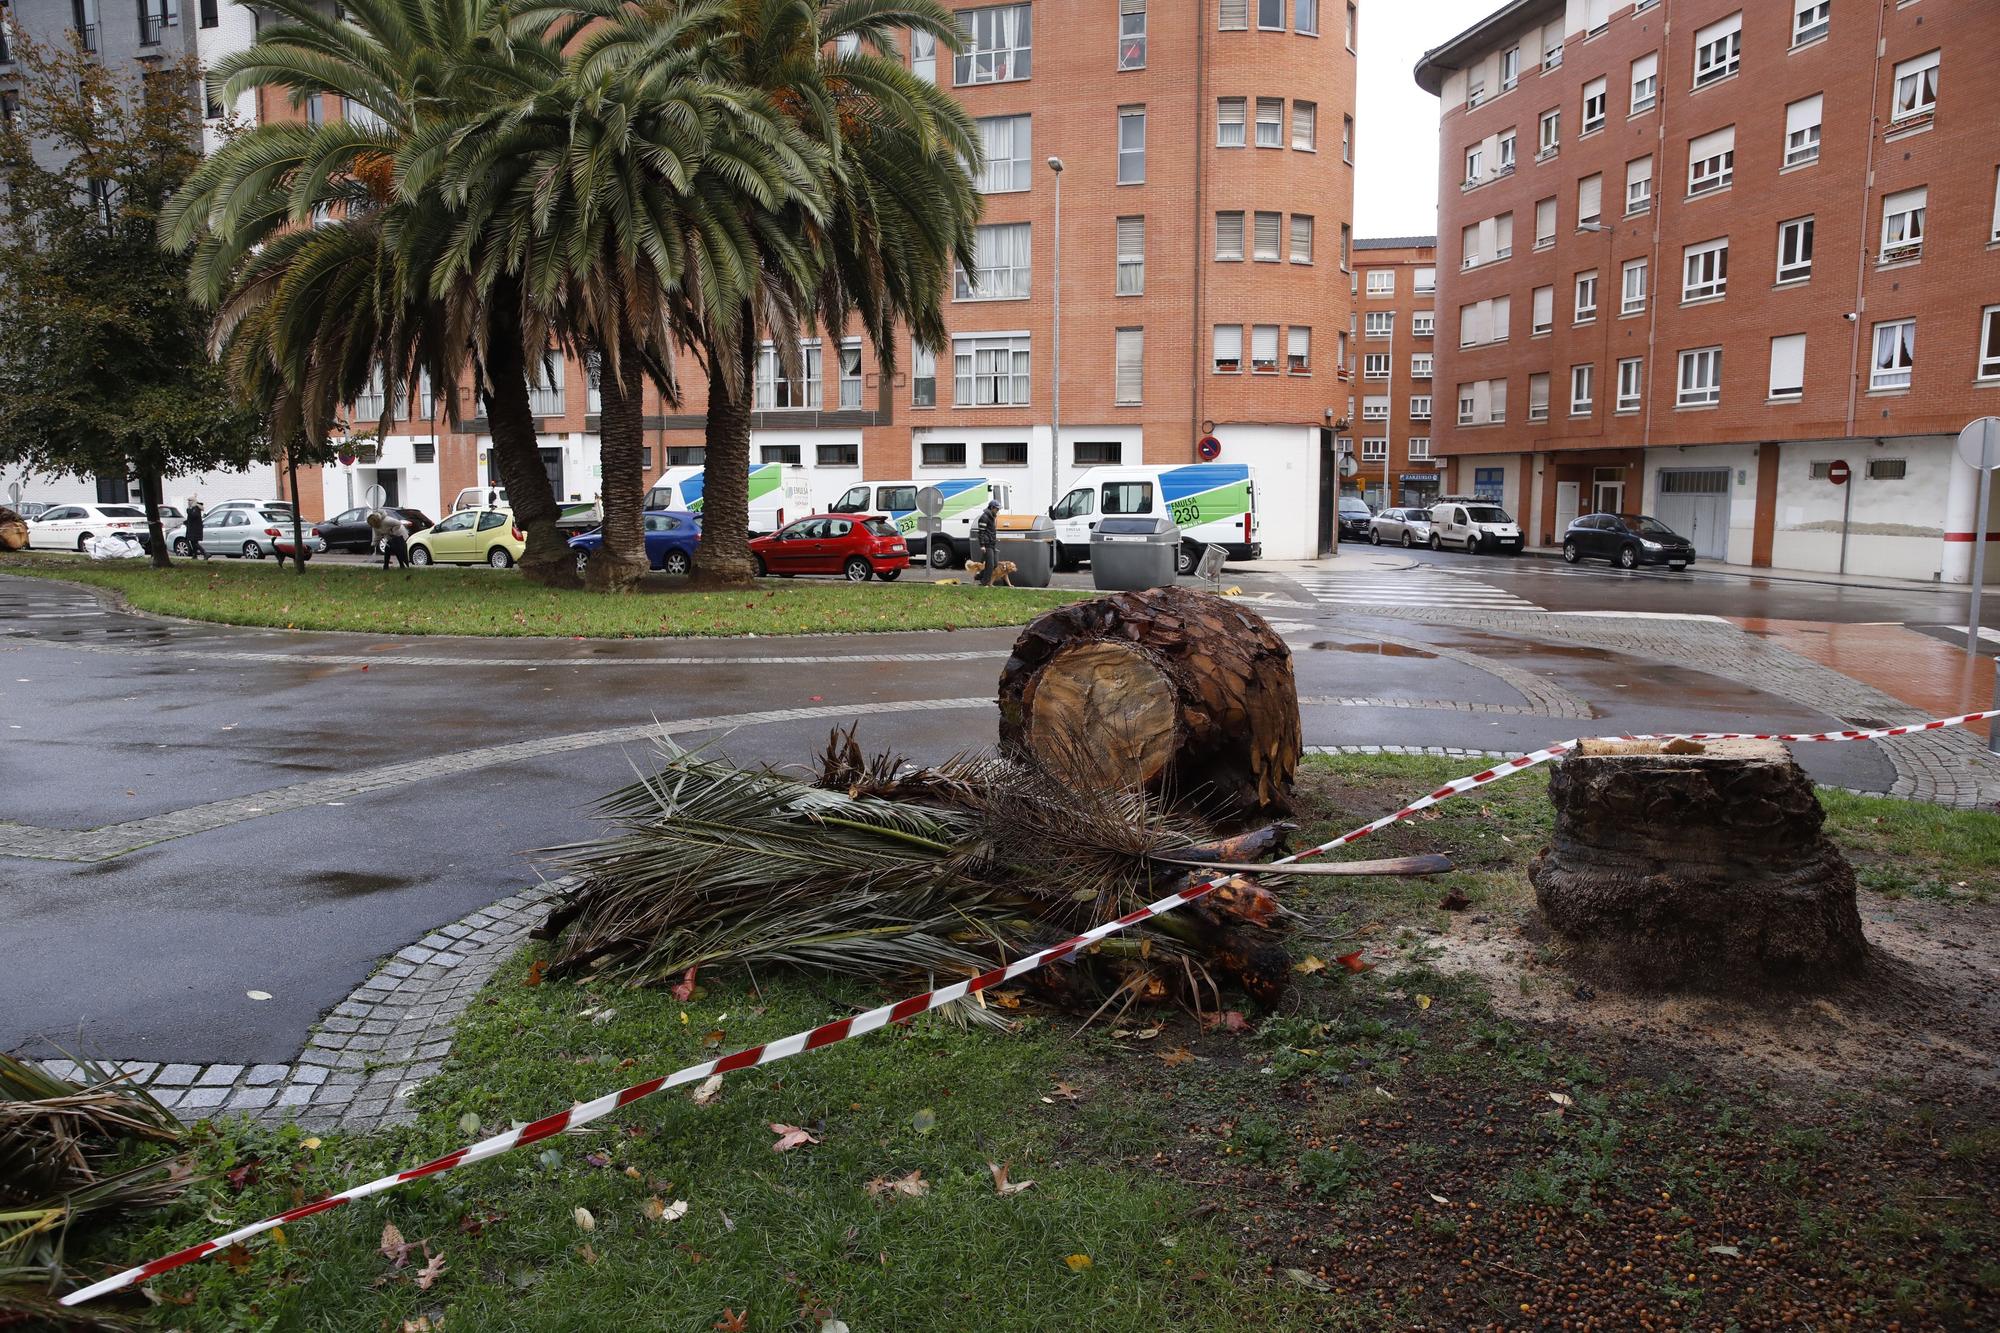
top-left (1019, 640), bottom-right (1180, 791)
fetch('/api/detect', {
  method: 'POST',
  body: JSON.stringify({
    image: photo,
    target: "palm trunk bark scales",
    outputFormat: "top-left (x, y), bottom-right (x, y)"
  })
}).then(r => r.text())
top-left (585, 332), bottom-right (651, 591)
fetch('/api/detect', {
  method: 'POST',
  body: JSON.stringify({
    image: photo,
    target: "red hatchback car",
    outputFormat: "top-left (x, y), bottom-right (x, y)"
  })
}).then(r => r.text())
top-left (750, 513), bottom-right (911, 582)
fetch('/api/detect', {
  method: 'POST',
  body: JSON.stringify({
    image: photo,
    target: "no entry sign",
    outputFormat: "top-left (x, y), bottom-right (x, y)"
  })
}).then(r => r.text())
top-left (1827, 459), bottom-right (1850, 486)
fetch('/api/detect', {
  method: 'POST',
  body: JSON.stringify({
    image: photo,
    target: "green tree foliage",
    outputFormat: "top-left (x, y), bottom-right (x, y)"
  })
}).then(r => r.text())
top-left (0, 36), bottom-right (262, 566)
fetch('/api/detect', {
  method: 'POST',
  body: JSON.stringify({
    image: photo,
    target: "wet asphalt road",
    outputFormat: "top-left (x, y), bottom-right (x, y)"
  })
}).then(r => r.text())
top-left (0, 563), bottom-right (1917, 1061)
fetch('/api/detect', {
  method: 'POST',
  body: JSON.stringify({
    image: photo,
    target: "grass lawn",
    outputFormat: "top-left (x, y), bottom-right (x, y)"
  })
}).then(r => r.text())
top-left (0, 556), bottom-right (1084, 638)
top-left (67, 757), bottom-right (2000, 1328)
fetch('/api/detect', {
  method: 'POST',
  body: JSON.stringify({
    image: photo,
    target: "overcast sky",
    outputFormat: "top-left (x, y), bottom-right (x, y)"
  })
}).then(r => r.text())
top-left (1354, 1), bottom-right (1501, 240)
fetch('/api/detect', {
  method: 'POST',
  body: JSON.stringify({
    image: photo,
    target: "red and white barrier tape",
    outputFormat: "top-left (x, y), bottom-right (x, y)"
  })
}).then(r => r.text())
top-left (63, 708), bottom-right (2000, 1307)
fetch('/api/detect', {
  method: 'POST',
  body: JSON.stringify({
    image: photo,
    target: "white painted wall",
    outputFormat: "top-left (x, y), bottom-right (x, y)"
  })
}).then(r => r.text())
top-left (1641, 442), bottom-right (1760, 567)
top-left (910, 424), bottom-right (1054, 516)
top-left (1210, 423), bottom-right (1321, 560)
top-left (197, 1), bottom-right (261, 151)
top-left (5, 460), bottom-right (279, 510)
top-left (1770, 436), bottom-right (1954, 581)
top-left (317, 435), bottom-right (444, 522)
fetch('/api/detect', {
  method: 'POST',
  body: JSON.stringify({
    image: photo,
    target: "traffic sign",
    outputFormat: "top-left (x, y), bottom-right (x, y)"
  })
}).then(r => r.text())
top-left (1196, 433), bottom-right (1222, 462)
top-left (1338, 453), bottom-right (1359, 479)
top-left (915, 485), bottom-right (943, 517)
top-left (1826, 459), bottom-right (1850, 486)
top-left (1957, 417), bottom-right (2000, 471)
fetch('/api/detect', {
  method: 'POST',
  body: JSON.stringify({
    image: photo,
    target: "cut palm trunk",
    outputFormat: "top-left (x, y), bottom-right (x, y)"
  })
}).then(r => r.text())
top-left (997, 586), bottom-right (1302, 819)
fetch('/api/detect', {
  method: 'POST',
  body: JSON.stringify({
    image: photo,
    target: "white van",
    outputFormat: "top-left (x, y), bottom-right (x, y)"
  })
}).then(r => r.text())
top-left (644, 463), bottom-right (810, 536)
top-left (1050, 464), bottom-right (1261, 574)
top-left (1425, 495), bottom-right (1523, 554)
top-left (826, 477), bottom-right (1014, 569)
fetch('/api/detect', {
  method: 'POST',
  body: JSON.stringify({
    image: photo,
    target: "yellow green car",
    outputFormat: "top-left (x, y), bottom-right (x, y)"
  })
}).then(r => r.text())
top-left (407, 508), bottom-right (526, 568)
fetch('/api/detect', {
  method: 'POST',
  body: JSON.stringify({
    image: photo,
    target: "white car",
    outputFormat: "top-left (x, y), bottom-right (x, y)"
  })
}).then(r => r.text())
top-left (209, 498), bottom-right (294, 515)
top-left (26, 503), bottom-right (149, 551)
top-left (1426, 498), bottom-right (1524, 555)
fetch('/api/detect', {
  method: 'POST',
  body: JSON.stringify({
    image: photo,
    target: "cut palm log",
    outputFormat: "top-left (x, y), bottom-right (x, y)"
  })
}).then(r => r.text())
top-left (997, 586), bottom-right (1303, 819)
top-left (0, 507), bottom-right (26, 552)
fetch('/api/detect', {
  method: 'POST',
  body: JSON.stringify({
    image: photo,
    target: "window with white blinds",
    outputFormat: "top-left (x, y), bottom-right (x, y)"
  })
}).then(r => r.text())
top-left (1219, 0), bottom-right (1247, 31)
top-left (1784, 94), bottom-right (1822, 167)
top-left (1626, 155), bottom-right (1653, 212)
top-left (1212, 324), bottom-right (1242, 372)
top-left (1528, 372), bottom-right (1550, 419)
top-left (1892, 49), bottom-right (1939, 122)
top-left (1290, 214), bottom-right (1312, 263)
top-left (1693, 12), bottom-right (1742, 88)
top-left (1535, 196), bottom-right (1556, 246)
top-left (1250, 324), bottom-right (1279, 373)
top-left (1291, 101), bottom-right (1315, 150)
top-left (1768, 334), bottom-right (1805, 399)
top-left (1116, 216), bottom-right (1145, 294)
top-left (1215, 211), bottom-right (1244, 260)
top-left (1532, 285), bottom-right (1553, 334)
top-left (974, 115), bottom-right (1031, 192)
top-left (1114, 328), bottom-right (1143, 404)
top-left (1688, 126), bottom-right (1734, 194)
top-left (1254, 98), bottom-right (1283, 148)
top-left (1287, 326), bottom-right (1310, 374)
top-left (1495, 212), bottom-right (1514, 257)
top-left (1577, 173), bottom-right (1602, 225)
top-left (1216, 97), bottom-right (1246, 147)
top-left (1252, 211), bottom-right (1281, 261)
top-left (1630, 52), bottom-right (1657, 113)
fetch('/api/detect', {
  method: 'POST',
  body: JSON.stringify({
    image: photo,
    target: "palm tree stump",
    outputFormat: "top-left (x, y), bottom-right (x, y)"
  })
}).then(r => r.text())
top-left (1528, 739), bottom-right (1866, 988)
top-left (0, 507), bottom-right (25, 552)
top-left (997, 586), bottom-right (1301, 819)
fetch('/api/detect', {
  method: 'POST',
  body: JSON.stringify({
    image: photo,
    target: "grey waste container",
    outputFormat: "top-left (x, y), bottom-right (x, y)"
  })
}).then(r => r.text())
top-left (995, 514), bottom-right (1056, 588)
top-left (1090, 515), bottom-right (1181, 591)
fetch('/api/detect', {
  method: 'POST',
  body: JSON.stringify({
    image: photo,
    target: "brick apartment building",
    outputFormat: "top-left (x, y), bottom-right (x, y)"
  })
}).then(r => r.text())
top-left (1417, 0), bottom-right (2000, 580)
top-left (1346, 236), bottom-right (1441, 510)
top-left (308, 0), bottom-right (1360, 558)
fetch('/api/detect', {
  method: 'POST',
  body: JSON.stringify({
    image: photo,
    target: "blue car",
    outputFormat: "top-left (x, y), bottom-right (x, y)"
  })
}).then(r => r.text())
top-left (569, 509), bottom-right (701, 576)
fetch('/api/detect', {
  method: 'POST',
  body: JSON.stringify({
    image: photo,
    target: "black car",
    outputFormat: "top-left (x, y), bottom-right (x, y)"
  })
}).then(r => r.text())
top-left (1561, 513), bottom-right (1696, 570)
top-left (1337, 495), bottom-right (1376, 541)
top-left (313, 506), bottom-right (435, 553)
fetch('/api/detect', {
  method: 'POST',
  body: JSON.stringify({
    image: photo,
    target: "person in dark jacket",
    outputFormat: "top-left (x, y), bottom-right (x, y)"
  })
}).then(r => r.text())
top-left (973, 499), bottom-right (1000, 586)
top-left (184, 499), bottom-right (209, 560)
top-left (380, 512), bottom-right (411, 569)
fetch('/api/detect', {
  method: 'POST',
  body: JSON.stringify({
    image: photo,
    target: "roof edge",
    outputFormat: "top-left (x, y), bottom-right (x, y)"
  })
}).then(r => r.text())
top-left (1413, 0), bottom-right (1566, 95)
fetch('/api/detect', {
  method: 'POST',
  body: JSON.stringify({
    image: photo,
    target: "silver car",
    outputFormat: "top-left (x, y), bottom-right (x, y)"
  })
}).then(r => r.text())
top-left (1367, 506), bottom-right (1434, 548)
top-left (167, 507), bottom-right (325, 560)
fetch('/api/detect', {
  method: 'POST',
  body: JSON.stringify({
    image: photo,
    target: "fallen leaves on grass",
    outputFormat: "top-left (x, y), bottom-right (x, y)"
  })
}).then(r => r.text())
top-left (987, 1161), bottom-right (1036, 1196)
top-left (1045, 1080), bottom-right (1081, 1102)
top-left (691, 1074), bottom-right (724, 1106)
top-left (1294, 955), bottom-right (1327, 975)
top-left (1160, 1047), bottom-right (1195, 1068)
top-left (670, 966), bottom-right (699, 1002)
top-left (714, 1309), bottom-right (748, 1331)
top-left (1064, 1254), bottom-right (1093, 1272)
top-left (1198, 1010), bottom-right (1250, 1034)
top-left (1283, 1268), bottom-right (1332, 1292)
top-left (220, 1243), bottom-right (253, 1273)
top-left (1109, 1026), bottom-right (1162, 1041)
top-left (909, 1108), bottom-right (936, 1134)
top-left (643, 1197), bottom-right (689, 1223)
top-left (522, 960), bottom-right (547, 987)
top-left (415, 1250), bottom-right (446, 1291)
top-left (864, 1170), bottom-right (929, 1201)
top-left (770, 1123), bottom-right (821, 1153)
top-left (224, 1158), bottom-right (261, 1193)
top-left (1335, 951), bottom-right (1374, 973)
top-left (380, 1223), bottom-right (412, 1266)
top-left (573, 1207), bottom-right (596, 1232)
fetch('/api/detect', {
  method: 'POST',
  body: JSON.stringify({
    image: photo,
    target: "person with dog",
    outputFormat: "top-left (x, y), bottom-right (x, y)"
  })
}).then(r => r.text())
top-left (974, 498), bottom-right (1000, 587)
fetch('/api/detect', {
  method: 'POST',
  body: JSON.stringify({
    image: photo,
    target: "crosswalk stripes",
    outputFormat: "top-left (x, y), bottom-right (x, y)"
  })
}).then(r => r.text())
top-left (1292, 569), bottom-right (1545, 612)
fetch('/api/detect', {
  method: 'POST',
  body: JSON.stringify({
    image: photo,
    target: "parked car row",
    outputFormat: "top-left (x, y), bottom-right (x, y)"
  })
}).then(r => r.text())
top-left (1561, 513), bottom-right (1696, 569)
top-left (1347, 496), bottom-right (1696, 571)
top-left (167, 508), bottom-right (324, 561)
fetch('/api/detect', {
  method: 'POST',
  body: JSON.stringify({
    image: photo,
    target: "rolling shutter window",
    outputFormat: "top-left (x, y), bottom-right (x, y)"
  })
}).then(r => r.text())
top-left (1215, 211), bottom-right (1244, 260)
top-left (1115, 328), bottom-right (1143, 404)
top-left (1116, 215), bottom-right (1145, 294)
top-left (1535, 196), bottom-right (1556, 243)
top-left (1577, 173), bottom-right (1602, 223)
top-left (1253, 211), bottom-right (1281, 260)
top-left (1768, 333), bottom-right (1806, 398)
top-left (1495, 212), bottom-right (1514, 254)
top-left (1219, 0), bottom-right (1247, 29)
top-left (1532, 285), bottom-right (1553, 329)
top-left (1785, 94), bottom-right (1821, 137)
top-left (1213, 324), bottom-right (1242, 368)
top-left (1250, 323), bottom-right (1279, 368)
top-left (1287, 325), bottom-right (1310, 372)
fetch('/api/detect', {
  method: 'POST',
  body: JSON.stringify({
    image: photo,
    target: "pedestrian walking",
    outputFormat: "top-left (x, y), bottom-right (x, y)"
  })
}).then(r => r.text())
top-left (974, 498), bottom-right (1000, 587)
top-left (184, 499), bottom-right (209, 560)
top-left (381, 512), bottom-right (410, 569)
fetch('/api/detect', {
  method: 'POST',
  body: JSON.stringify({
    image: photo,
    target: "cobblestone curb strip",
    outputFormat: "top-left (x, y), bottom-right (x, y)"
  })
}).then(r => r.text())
top-left (33, 884), bottom-right (562, 1132)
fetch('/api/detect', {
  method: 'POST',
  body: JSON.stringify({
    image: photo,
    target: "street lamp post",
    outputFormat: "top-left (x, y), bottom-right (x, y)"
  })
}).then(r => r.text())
top-left (1047, 155), bottom-right (1064, 508)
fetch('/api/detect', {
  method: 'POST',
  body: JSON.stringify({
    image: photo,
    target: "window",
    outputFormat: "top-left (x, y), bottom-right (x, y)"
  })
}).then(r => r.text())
top-left (1688, 126), bottom-right (1734, 194)
top-left (1538, 107), bottom-right (1560, 155)
top-left (306, 94), bottom-right (325, 128)
top-left (1345, 3), bottom-right (1356, 47)
top-left (954, 334), bottom-right (1031, 404)
top-left (1570, 363), bottom-right (1594, 414)
top-left (1366, 269), bottom-right (1395, 296)
top-left (1216, 99), bottom-right (1246, 148)
top-left (1621, 257), bottom-right (1647, 315)
top-left (1793, 0), bottom-right (1829, 46)
top-left (1867, 458), bottom-right (1906, 481)
top-left (1501, 46), bottom-right (1520, 91)
top-left (1992, 168), bottom-right (2000, 242)
top-left (1075, 440), bottom-right (1122, 465)
top-left (1255, 97), bottom-right (1283, 148)
top-left (1116, 216), bottom-right (1145, 294)
top-left (1117, 107), bottom-right (1145, 183)
top-left (1982, 306), bottom-right (2000, 381)
top-left (1626, 156), bottom-right (1653, 213)
top-left (1777, 215), bottom-right (1814, 283)
top-left (1682, 238), bottom-right (1728, 302)
top-left (529, 356), bottom-right (567, 415)
top-left (923, 440), bottom-right (968, 467)
top-left (1892, 50), bottom-right (1939, 123)
top-left (1257, 0), bottom-right (1282, 30)
top-left (1252, 211), bottom-right (1281, 261)
top-left (956, 4), bottom-right (1032, 85)
top-left (1409, 437), bottom-right (1433, 460)
top-left (1364, 310), bottom-right (1392, 338)
top-left (973, 441), bottom-right (1024, 469)
top-left (1212, 324), bottom-right (1242, 373)
top-left (1295, 0), bottom-right (1317, 35)
top-left (1677, 346), bottom-right (1723, 406)
top-left (138, 0), bottom-right (175, 46)
top-left (1616, 357), bottom-right (1643, 412)
top-left (1118, 0), bottom-right (1146, 70)
top-left (1361, 437), bottom-right (1387, 461)
top-left (1219, 0), bottom-right (1246, 31)
top-left (1414, 267), bottom-right (1435, 294)
top-left (836, 342), bottom-right (862, 408)
top-left (1412, 353), bottom-right (1433, 377)
top-left (912, 344), bottom-right (936, 406)
top-left (1115, 328), bottom-right (1143, 404)
top-left (1531, 285), bottom-right (1553, 335)
top-left (1630, 52), bottom-right (1657, 113)
top-left (1574, 269), bottom-right (1598, 322)
top-left (1292, 101), bottom-right (1316, 150)
top-left (911, 30), bottom-right (936, 82)
top-left (956, 222), bottom-right (1031, 300)
top-left (1529, 372), bottom-right (1550, 420)
top-left (1488, 380), bottom-right (1506, 423)
top-left (1410, 395), bottom-right (1431, 419)
top-left (1287, 326), bottom-right (1311, 374)
top-left (1768, 333), bottom-right (1806, 400)
top-left (1578, 173), bottom-right (1601, 226)
top-left (1214, 211), bottom-right (1244, 261)
top-left (1535, 197), bottom-right (1556, 248)
top-left (974, 115), bottom-right (1032, 193)
top-left (1290, 214), bottom-right (1313, 264)
top-left (1341, 223), bottom-right (1350, 268)
top-left (1693, 13), bottom-right (1741, 88)
top-left (1363, 352), bottom-right (1389, 379)
top-left (1784, 95), bottom-right (1822, 167)
top-left (756, 341), bottom-right (821, 409)
top-left (1464, 145), bottom-right (1484, 185)
top-left (1582, 77), bottom-right (1606, 135)
top-left (353, 368), bottom-right (387, 420)
top-left (73, 0), bottom-right (99, 53)
top-left (818, 443), bottom-right (859, 467)
top-left (1880, 187), bottom-right (1926, 262)
top-left (1543, 31), bottom-right (1562, 71)
top-left (1342, 114), bottom-right (1354, 162)
top-left (1251, 324), bottom-right (1280, 374)
top-left (199, 0), bottom-right (216, 26)
top-left (667, 446), bottom-right (706, 467)
top-left (1870, 319), bottom-right (1914, 390)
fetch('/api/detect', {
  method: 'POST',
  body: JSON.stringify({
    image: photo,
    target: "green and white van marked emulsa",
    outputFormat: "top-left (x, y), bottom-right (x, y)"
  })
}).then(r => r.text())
top-left (827, 478), bottom-right (1014, 568)
top-left (645, 464), bottom-right (811, 535)
top-left (1050, 464), bottom-right (1262, 573)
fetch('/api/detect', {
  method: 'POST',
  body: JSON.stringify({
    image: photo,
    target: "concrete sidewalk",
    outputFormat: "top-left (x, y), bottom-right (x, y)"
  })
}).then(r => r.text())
top-left (1521, 544), bottom-right (1962, 596)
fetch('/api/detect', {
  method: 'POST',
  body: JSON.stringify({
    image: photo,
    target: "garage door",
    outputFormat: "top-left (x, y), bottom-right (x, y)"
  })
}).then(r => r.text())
top-left (1654, 468), bottom-right (1731, 560)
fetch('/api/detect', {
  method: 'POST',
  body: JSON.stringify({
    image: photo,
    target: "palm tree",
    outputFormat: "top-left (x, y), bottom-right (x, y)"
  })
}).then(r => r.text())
top-left (162, 0), bottom-right (587, 586)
